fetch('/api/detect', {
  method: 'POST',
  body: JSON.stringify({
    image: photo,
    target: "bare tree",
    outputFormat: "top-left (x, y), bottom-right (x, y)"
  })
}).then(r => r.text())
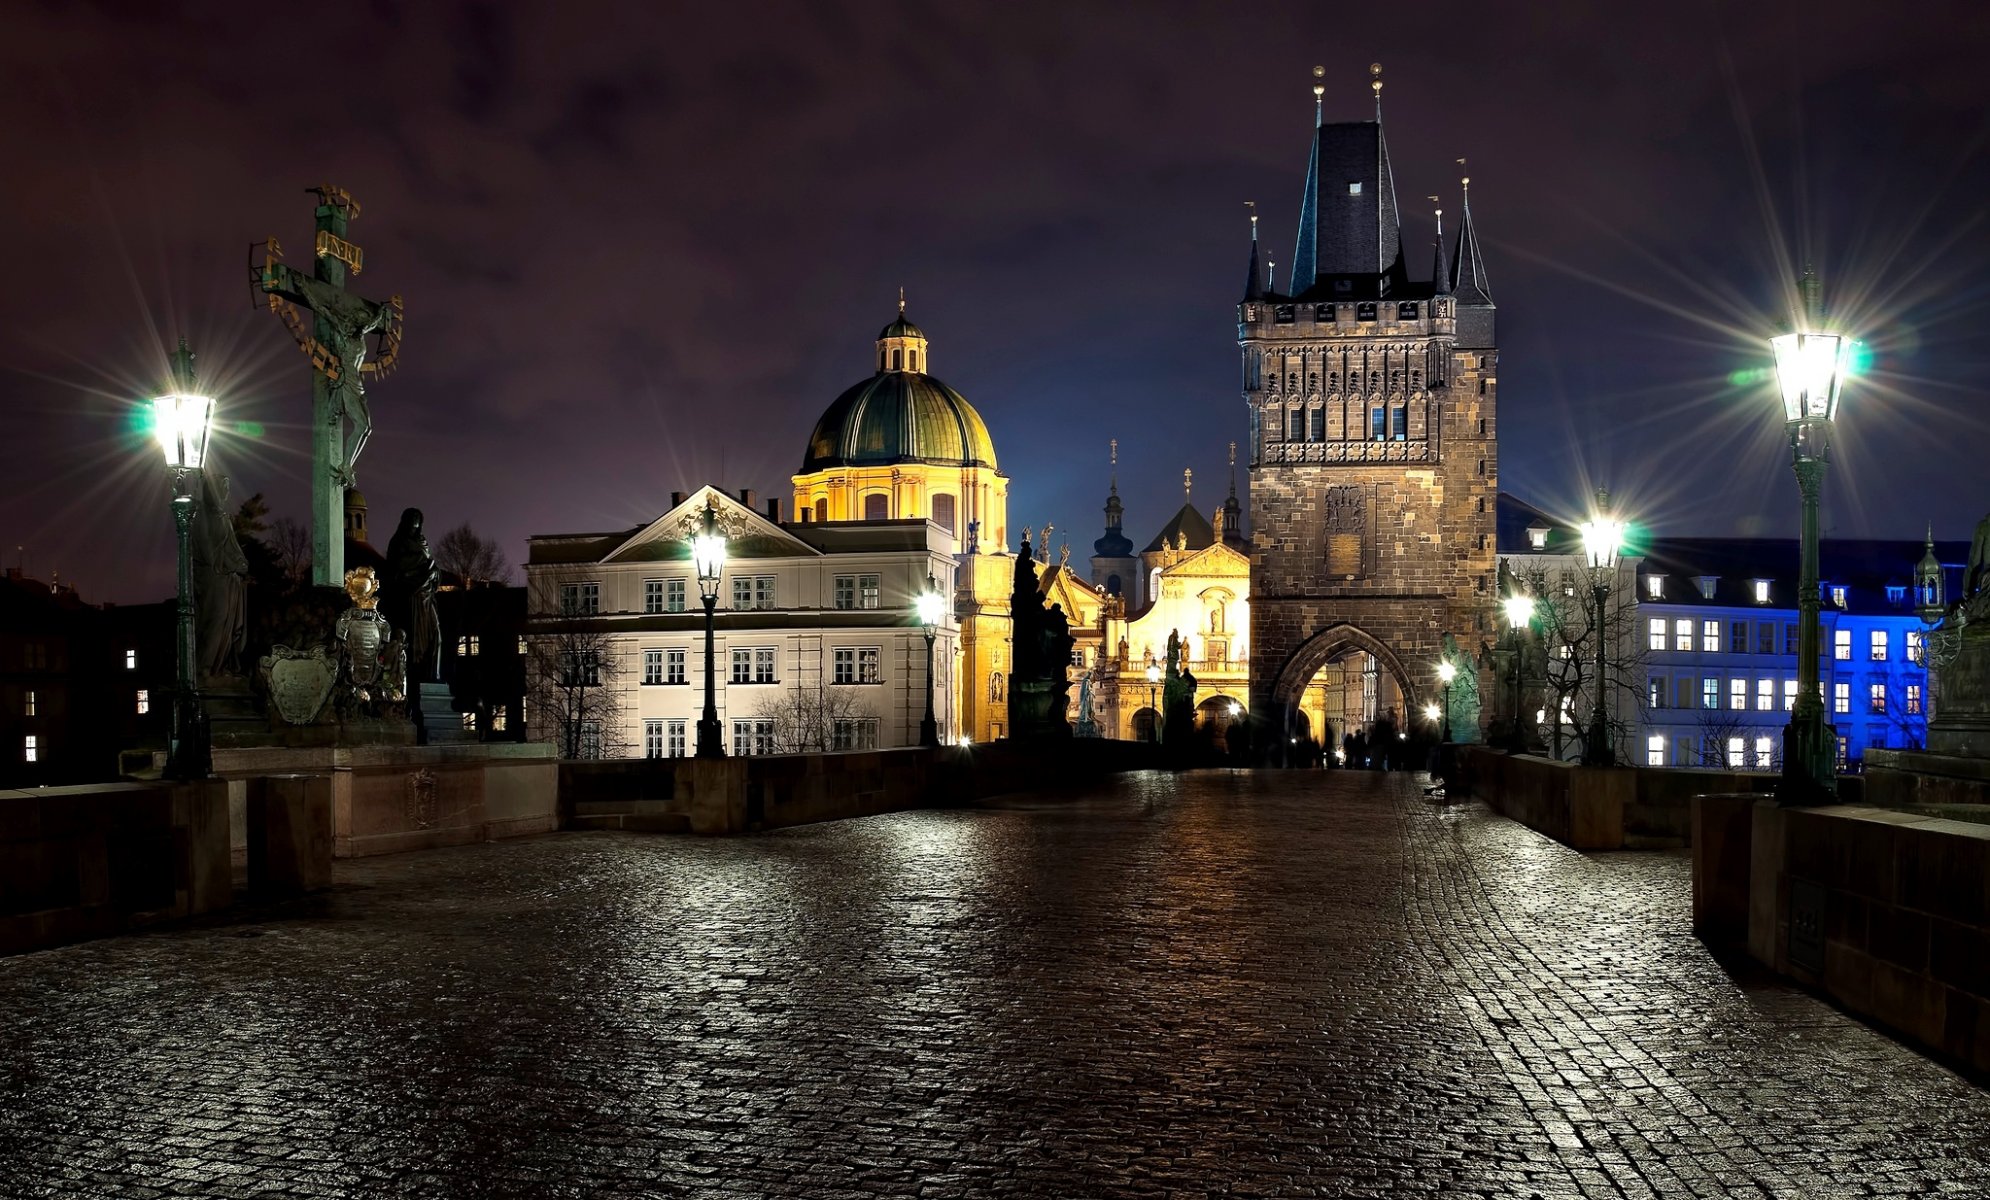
top-left (268, 517), bottom-right (312, 589)
top-left (524, 625), bottom-right (626, 759)
top-left (1692, 706), bottom-right (1751, 769)
top-left (750, 687), bottom-right (880, 753)
top-left (435, 522), bottom-right (511, 586)
top-left (1513, 561), bottom-right (1650, 763)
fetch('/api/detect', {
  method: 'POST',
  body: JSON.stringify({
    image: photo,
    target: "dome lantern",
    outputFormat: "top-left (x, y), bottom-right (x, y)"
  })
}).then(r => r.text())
top-left (877, 288), bottom-right (929, 373)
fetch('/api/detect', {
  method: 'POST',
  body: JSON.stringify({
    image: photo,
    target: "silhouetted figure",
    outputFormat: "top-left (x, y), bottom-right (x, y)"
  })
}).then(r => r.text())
top-left (383, 507), bottom-right (441, 684)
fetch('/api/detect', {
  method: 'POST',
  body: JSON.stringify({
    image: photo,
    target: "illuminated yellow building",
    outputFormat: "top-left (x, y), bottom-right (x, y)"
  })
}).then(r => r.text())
top-left (791, 304), bottom-right (1016, 741)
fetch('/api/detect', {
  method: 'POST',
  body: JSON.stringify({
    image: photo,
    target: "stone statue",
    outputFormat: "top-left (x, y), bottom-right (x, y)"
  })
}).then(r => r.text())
top-left (1441, 632), bottom-right (1483, 744)
top-left (190, 470), bottom-right (248, 680)
top-left (965, 519), bottom-right (980, 555)
top-left (1162, 629), bottom-right (1198, 750)
top-left (1075, 669), bottom-right (1097, 737)
top-left (1005, 535), bottom-right (1075, 739)
top-left (1213, 505), bottom-right (1225, 541)
top-left (335, 566), bottom-right (403, 704)
top-left (383, 508), bottom-right (441, 684)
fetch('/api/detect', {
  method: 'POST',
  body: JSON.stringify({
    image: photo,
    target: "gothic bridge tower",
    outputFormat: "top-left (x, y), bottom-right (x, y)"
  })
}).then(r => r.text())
top-left (1241, 65), bottom-right (1499, 749)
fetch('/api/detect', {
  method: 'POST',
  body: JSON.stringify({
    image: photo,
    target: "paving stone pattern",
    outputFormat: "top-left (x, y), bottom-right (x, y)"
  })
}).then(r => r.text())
top-left (4, 771), bottom-right (1990, 1198)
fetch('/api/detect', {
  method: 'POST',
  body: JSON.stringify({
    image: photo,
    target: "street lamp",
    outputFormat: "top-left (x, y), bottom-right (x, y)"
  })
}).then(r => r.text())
top-left (915, 573), bottom-right (945, 748)
top-left (1501, 593), bottom-right (1537, 753)
top-left (1145, 662), bottom-right (1162, 743)
top-left (1772, 275), bottom-right (1850, 804)
top-left (1578, 494), bottom-right (1624, 767)
top-left (1435, 660), bottom-right (1457, 744)
top-left (153, 339), bottom-right (215, 781)
top-left (692, 500), bottom-right (727, 758)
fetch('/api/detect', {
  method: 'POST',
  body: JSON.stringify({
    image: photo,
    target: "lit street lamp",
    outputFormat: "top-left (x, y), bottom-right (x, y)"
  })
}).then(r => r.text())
top-left (692, 501), bottom-right (727, 758)
top-left (153, 339), bottom-right (215, 781)
top-left (1435, 660), bottom-right (1457, 744)
top-left (915, 574), bottom-right (946, 748)
top-left (1772, 272), bottom-right (1850, 805)
top-left (1579, 493), bottom-right (1624, 767)
top-left (1501, 592), bottom-right (1537, 753)
top-left (1145, 662), bottom-right (1162, 743)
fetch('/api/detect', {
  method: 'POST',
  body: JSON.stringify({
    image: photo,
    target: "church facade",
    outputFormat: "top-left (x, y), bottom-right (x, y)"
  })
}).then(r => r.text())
top-left (1240, 79), bottom-right (1500, 748)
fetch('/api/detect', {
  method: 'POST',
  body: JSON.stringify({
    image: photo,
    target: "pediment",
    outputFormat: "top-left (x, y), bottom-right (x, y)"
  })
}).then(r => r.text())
top-left (602, 486), bottom-right (819, 563)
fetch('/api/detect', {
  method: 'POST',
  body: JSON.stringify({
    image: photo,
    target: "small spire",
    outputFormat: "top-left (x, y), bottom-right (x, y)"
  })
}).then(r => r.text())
top-left (170, 337), bottom-right (197, 392)
top-left (1267, 258), bottom-right (1277, 294)
top-left (1109, 438), bottom-right (1119, 496)
top-left (1183, 467), bottom-right (1193, 501)
top-left (1428, 196), bottom-right (1442, 239)
top-left (1450, 162), bottom-right (1492, 305)
top-left (1242, 201), bottom-right (1263, 300)
top-left (897, 286), bottom-right (905, 315)
top-left (1311, 64), bottom-right (1325, 123)
top-left (1370, 62), bottom-right (1383, 122)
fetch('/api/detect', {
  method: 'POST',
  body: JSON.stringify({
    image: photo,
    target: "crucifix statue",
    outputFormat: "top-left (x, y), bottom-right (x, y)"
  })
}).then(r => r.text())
top-left (254, 185), bottom-right (404, 587)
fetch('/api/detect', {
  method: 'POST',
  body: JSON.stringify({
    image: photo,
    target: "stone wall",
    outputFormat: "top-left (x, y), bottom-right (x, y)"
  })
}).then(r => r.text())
top-left (1, 780), bottom-right (230, 956)
top-left (1465, 747), bottom-right (1779, 850)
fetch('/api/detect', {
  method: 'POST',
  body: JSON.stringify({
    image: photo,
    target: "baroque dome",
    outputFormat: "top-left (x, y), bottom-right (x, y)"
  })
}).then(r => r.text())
top-left (801, 372), bottom-right (998, 473)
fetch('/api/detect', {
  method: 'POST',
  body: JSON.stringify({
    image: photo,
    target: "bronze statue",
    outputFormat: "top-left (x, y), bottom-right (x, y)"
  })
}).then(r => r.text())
top-left (383, 507), bottom-right (441, 683)
top-left (334, 566), bottom-right (403, 704)
top-left (190, 471), bottom-right (248, 680)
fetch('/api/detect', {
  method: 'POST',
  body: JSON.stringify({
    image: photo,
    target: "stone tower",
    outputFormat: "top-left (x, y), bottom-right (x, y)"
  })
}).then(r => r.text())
top-left (1241, 68), bottom-right (1499, 747)
top-left (1090, 441), bottom-right (1138, 603)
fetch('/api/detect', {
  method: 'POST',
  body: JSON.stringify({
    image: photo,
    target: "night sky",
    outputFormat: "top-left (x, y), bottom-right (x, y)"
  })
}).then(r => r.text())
top-left (4, 1), bottom-right (1986, 604)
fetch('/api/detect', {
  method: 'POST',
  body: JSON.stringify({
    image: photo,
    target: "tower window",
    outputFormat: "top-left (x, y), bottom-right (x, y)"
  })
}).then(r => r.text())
top-left (891, 349), bottom-right (902, 370)
top-left (863, 493), bottom-right (889, 521)
top-left (910, 350), bottom-right (920, 371)
top-left (1391, 407), bottom-right (1407, 441)
top-left (932, 494), bottom-right (956, 534)
top-left (815, 498), bottom-right (828, 523)
top-left (1347, 181), bottom-right (1362, 195)
top-left (1397, 302), bottom-right (1418, 320)
top-left (1370, 407), bottom-right (1386, 441)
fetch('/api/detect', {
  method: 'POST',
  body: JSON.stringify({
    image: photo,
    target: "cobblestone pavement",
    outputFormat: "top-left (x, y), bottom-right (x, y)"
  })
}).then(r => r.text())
top-left (6, 771), bottom-right (1990, 1198)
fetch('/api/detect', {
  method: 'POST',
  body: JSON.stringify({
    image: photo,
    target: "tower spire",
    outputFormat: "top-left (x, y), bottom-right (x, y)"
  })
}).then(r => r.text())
top-left (1291, 67), bottom-right (1324, 296)
top-left (1429, 196), bottom-right (1450, 295)
top-left (1243, 202), bottom-right (1263, 301)
top-left (1110, 437), bottom-right (1119, 496)
top-left (1370, 62), bottom-right (1383, 122)
top-left (1451, 162), bottom-right (1492, 306)
top-left (898, 286), bottom-right (905, 315)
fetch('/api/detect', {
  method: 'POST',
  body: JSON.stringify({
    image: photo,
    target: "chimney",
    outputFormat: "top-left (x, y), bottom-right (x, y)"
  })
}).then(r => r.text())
top-left (766, 498), bottom-right (781, 522)
top-left (670, 491), bottom-right (685, 507)
top-left (739, 488), bottom-right (756, 510)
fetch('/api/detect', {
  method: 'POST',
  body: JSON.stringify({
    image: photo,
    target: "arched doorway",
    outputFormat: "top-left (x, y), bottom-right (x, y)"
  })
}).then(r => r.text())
top-left (1267, 623), bottom-right (1419, 765)
top-left (1131, 707), bottom-right (1159, 743)
top-left (1194, 695), bottom-right (1246, 755)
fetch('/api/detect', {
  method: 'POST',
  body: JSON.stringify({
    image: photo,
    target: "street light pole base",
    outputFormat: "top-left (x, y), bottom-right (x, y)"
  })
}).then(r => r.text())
top-left (695, 719), bottom-right (725, 759)
top-left (919, 718), bottom-right (939, 749)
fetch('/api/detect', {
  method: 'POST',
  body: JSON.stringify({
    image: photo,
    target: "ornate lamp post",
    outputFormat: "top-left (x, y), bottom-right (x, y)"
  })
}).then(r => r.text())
top-left (152, 340), bottom-right (215, 781)
top-left (1145, 663), bottom-right (1161, 743)
top-left (1772, 277), bottom-right (1850, 804)
top-left (1501, 593), bottom-right (1537, 752)
top-left (692, 502), bottom-right (727, 758)
top-left (1579, 496), bottom-right (1625, 767)
top-left (915, 574), bottom-right (945, 748)
top-left (1435, 660), bottom-right (1457, 744)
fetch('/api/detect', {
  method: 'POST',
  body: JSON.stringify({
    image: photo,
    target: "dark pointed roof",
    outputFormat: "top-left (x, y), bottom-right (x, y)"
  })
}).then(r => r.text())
top-left (1431, 224), bottom-right (1451, 296)
top-left (1289, 121), bottom-right (1407, 301)
top-left (1243, 235), bottom-right (1263, 301)
top-left (1095, 483), bottom-right (1133, 558)
top-left (1451, 195), bottom-right (1492, 306)
top-left (1142, 503), bottom-right (1217, 555)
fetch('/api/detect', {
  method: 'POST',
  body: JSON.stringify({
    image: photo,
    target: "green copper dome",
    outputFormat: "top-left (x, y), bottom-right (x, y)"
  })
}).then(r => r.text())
top-left (802, 371), bottom-right (998, 473)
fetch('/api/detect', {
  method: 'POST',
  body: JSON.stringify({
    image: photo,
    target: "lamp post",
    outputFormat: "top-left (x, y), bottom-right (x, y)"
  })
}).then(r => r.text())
top-left (1773, 274), bottom-right (1850, 805)
top-left (1145, 663), bottom-right (1161, 743)
top-left (153, 339), bottom-right (216, 781)
top-left (915, 574), bottom-right (945, 748)
top-left (692, 501), bottom-right (727, 758)
top-left (1501, 593), bottom-right (1537, 753)
top-left (1579, 494), bottom-right (1624, 767)
top-left (1435, 660), bottom-right (1457, 744)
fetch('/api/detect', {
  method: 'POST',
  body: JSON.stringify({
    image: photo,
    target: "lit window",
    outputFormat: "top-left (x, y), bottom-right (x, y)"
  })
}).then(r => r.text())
top-left (457, 636), bottom-right (470, 657)
top-left (124, 649), bottom-right (137, 670)
top-left (1347, 181), bottom-right (1363, 195)
top-left (1527, 526), bottom-right (1548, 550)
top-left (23, 734), bottom-right (37, 763)
top-left (1830, 585), bottom-right (1847, 608)
top-left (1647, 575), bottom-right (1666, 599)
top-left (1726, 736), bottom-right (1745, 768)
top-left (23, 690), bottom-right (35, 717)
top-left (1754, 736), bottom-right (1774, 769)
top-left (461, 712), bottom-right (477, 732)
top-left (643, 649), bottom-right (664, 685)
top-left (517, 635), bottom-right (528, 655)
top-left (1649, 677), bottom-right (1665, 709)
top-left (491, 706), bottom-right (508, 732)
top-left (1837, 736), bottom-right (1849, 768)
top-left (1833, 682), bottom-right (1850, 714)
top-left (1729, 678), bottom-right (1747, 710)
top-left (1697, 577), bottom-right (1717, 599)
top-left (1752, 580), bottom-right (1771, 604)
top-left (1702, 620), bottom-right (1720, 653)
top-left (1648, 618), bottom-right (1667, 652)
top-left (467, 636), bottom-right (479, 656)
top-left (135, 689), bottom-right (149, 715)
top-left (860, 575), bottom-right (881, 609)
top-left (1907, 684), bottom-right (1922, 715)
top-left (1756, 678), bottom-right (1774, 711)
top-left (1869, 683), bottom-right (1887, 714)
top-left (1782, 679), bottom-right (1796, 711)
top-left (1834, 629), bottom-right (1851, 661)
top-left (1674, 619), bottom-right (1692, 652)
top-left (1908, 631), bottom-right (1925, 664)
top-left (1646, 735), bottom-right (1666, 767)
top-left (1870, 630), bottom-right (1887, 661)
top-left (1701, 678), bottom-right (1720, 709)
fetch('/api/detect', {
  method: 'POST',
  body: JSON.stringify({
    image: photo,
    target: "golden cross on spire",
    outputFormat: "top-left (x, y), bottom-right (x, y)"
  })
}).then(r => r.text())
top-left (1229, 441), bottom-right (1236, 467)
top-left (1110, 437), bottom-right (1118, 467)
top-left (1183, 467), bottom-right (1193, 500)
top-left (1370, 62), bottom-right (1383, 119)
top-left (897, 286), bottom-right (905, 315)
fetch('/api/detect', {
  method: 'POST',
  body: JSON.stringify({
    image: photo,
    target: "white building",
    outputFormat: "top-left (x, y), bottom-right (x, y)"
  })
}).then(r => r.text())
top-left (525, 486), bottom-right (959, 757)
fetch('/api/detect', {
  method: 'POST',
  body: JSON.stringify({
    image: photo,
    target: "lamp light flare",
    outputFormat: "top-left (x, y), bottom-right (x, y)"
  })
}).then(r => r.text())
top-left (1503, 594), bottom-right (1536, 627)
top-left (151, 393), bottom-right (215, 470)
top-left (1770, 331), bottom-right (1851, 423)
top-left (1437, 661), bottom-right (1457, 683)
top-left (1580, 515), bottom-right (1625, 571)
top-left (1424, 703), bottom-right (1442, 722)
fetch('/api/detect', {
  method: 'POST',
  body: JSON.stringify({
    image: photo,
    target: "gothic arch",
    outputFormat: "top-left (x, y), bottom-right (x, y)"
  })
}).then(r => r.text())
top-left (1269, 622), bottom-right (1419, 713)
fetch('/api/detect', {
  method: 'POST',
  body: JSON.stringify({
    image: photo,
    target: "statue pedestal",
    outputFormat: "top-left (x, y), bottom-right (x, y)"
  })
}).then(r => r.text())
top-left (414, 682), bottom-right (471, 746)
top-left (1931, 625), bottom-right (1990, 758)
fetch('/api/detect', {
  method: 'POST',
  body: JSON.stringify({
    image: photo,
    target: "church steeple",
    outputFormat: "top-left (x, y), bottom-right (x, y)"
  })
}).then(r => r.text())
top-left (876, 289), bottom-right (930, 373)
top-left (1222, 440), bottom-right (1244, 545)
top-left (1090, 438), bottom-right (1135, 597)
top-left (1288, 64), bottom-right (1408, 301)
top-left (1916, 523), bottom-right (1947, 622)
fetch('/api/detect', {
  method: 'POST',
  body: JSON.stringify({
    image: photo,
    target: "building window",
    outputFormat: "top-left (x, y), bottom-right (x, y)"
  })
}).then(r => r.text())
top-left (667, 719), bottom-right (686, 757)
top-left (24, 734), bottom-right (37, 763)
top-left (1782, 679), bottom-right (1797, 711)
top-left (1702, 620), bottom-right (1720, 653)
top-left (1369, 407), bottom-right (1386, 441)
top-left (1869, 683), bottom-right (1887, 714)
top-left (1783, 624), bottom-right (1798, 655)
top-left (643, 649), bottom-right (664, 685)
top-left (1834, 629), bottom-right (1851, 661)
top-left (124, 649), bottom-right (137, 670)
top-left (667, 579), bottom-right (686, 613)
top-left (835, 575), bottom-right (855, 610)
top-left (831, 719), bottom-right (879, 751)
top-left (732, 576), bottom-right (776, 610)
top-left (1833, 682), bottom-right (1850, 714)
top-left (1673, 619), bottom-right (1692, 652)
top-left (461, 712), bottom-right (477, 732)
top-left (666, 648), bottom-right (686, 684)
top-left (644, 579), bottom-right (665, 614)
top-left (1907, 684), bottom-right (1923, 715)
top-left (1756, 678), bottom-right (1774, 711)
top-left (1756, 623), bottom-right (1775, 655)
top-left (730, 647), bottom-right (776, 684)
top-left (644, 720), bottom-right (665, 759)
top-left (932, 494), bottom-right (957, 534)
top-left (135, 689), bottom-right (149, 715)
top-left (1752, 580), bottom-right (1771, 604)
top-left (467, 635), bottom-right (480, 656)
top-left (1886, 585), bottom-right (1907, 606)
top-left (1391, 407), bottom-right (1408, 441)
top-left (1729, 678), bottom-right (1746, 710)
top-left (1528, 526), bottom-right (1548, 550)
top-left (579, 720), bottom-right (602, 760)
top-left (1754, 736), bottom-right (1774, 769)
top-left (1697, 577), bottom-right (1718, 599)
top-left (560, 650), bottom-right (601, 687)
top-left (1648, 618), bottom-right (1666, 652)
top-left (1726, 737), bottom-right (1745, 769)
top-left (560, 582), bottom-right (600, 615)
top-left (1647, 575), bottom-right (1666, 600)
top-left (491, 706), bottom-right (508, 732)
top-left (1730, 621), bottom-right (1748, 654)
top-left (1701, 678), bottom-right (1720, 709)
top-left (732, 719), bottom-right (776, 756)
top-left (1837, 736), bottom-right (1849, 768)
top-left (24, 690), bottom-right (35, 717)
top-left (518, 635), bottom-right (528, 655)
top-left (1830, 585), bottom-right (1848, 608)
top-left (863, 493), bottom-right (890, 521)
top-left (1870, 630), bottom-right (1888, 661)
top-left (1649, 677), bottom-right (1665, 709)
top-left (1908, 630), bottom-right (1925, 664)
top-left (457, 636), bottom-right (471, 656)
top-left (1347, 180), bottom-right (1362, 195)
top-left (1646, 735), bottom-right (1666, 767)
top-left (833, 647), bottom-right (882, 685)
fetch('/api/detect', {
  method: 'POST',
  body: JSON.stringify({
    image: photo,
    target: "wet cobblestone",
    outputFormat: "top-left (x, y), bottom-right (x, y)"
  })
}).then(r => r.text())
top-left (4, 769), bottom-right (1990, 1197)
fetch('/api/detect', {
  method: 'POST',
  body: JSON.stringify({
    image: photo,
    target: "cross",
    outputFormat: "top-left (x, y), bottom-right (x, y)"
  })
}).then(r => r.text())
top-left (1183, 467), bottom-right (1193, 500)
top-left (255, 185), bottom-right (404, 588)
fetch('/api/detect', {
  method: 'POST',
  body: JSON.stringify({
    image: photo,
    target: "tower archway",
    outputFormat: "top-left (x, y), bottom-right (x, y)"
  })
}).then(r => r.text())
top-left (1266, 623), bottom-right (1422, 760)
